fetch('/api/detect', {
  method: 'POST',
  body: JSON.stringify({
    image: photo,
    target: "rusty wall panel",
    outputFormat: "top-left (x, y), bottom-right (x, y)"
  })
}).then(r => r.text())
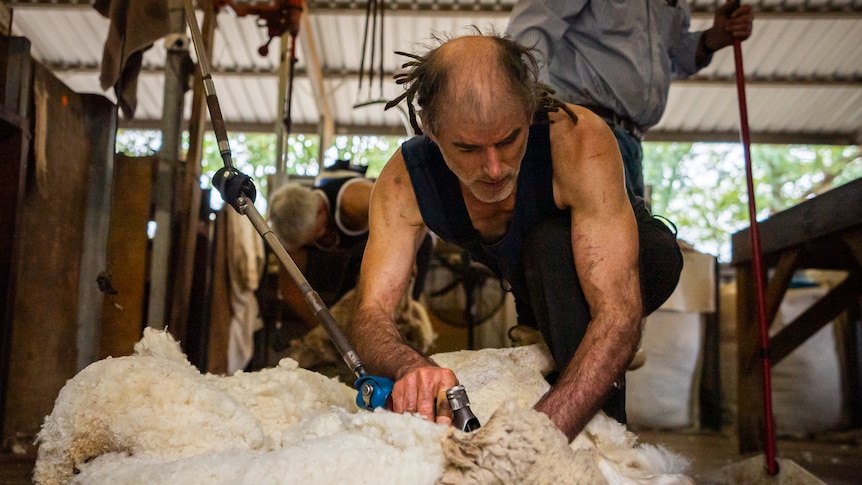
top-left (99, 154), bottom-right (154, 360)
top-left (0, 36), bottom-right (33, 449)
top-left (4, 63), bottom-right (114, 446)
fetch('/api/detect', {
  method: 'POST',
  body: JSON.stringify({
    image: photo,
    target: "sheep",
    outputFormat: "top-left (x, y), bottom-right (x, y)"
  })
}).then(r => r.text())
top-left (34, 328), bottom-right (691, 485)
top-left (430, 344), bottom-right (555, 423)
top-left (33, 328), bottom-right (358, 485)
top-left (63, 408), bottom-right (449, 485)
top-left (439, 401), bottom-right (693, 485)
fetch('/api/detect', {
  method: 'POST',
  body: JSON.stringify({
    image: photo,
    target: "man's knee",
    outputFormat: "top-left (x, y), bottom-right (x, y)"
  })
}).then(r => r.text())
top-left (638, 216), bottom-right (684, 315)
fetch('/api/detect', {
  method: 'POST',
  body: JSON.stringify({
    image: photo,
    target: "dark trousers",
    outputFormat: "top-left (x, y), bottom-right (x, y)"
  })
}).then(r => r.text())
top-left (521, 198), bottom-right (683, 424)
top-left (611, 125), bottom-right (645, 199)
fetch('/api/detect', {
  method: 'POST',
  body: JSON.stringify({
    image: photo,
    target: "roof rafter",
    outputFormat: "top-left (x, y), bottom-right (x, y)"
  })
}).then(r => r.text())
top-left (7, 0), bottom-right (862, 18)
top-left (118, 116), bottom-right (860, 145)
top-left (44, 61), bottom-right (862, 89)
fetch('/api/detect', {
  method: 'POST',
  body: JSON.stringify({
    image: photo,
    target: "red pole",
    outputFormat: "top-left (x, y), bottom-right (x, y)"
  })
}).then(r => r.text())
top-left (732, 37), bottom-right (779, 476)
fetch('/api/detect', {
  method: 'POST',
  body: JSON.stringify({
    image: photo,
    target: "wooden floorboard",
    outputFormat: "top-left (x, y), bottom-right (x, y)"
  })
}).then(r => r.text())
top-left (0, 453), bottom-right (34, 485)
top-left (637, 428), bottom-right (862, 485)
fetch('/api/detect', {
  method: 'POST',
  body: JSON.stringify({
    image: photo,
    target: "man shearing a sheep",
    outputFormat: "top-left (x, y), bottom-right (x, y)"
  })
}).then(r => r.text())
top-left (267, 175), bottom-right (375, 329)
top-left (345, 30), bottom-right (683, 441)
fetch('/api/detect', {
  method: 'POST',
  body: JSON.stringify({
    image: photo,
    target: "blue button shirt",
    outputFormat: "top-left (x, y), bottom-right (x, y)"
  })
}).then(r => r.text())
top-left (506, 0), bottom-right (712, 130)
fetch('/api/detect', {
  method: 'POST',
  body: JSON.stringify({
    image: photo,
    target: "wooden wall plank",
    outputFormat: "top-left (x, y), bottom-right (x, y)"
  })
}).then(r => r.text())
top-left (206, 209), bottom-right (230, 375)
top-left (99, 154), bottom-right (155, 360)
top-left (4, 63), bottom-right (113, 445)
top-left (0, 36), bottom-right (32, 448)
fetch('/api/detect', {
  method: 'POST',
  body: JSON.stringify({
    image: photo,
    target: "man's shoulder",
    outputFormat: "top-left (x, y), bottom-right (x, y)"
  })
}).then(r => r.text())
top-left (547, 104), bottom-right (622, 190)
top-left (546, 104), bottom-right (610, 155)
top-left (548, 103), bottom-right (607, 132)
top-left (375, 147), bottom-right (410, 191)
top-left (400, 135), bottom-right (436, 164)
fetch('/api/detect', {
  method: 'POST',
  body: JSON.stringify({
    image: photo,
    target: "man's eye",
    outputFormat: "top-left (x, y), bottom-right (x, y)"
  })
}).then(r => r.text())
top-left (497, 136), bottom-right (518, 147)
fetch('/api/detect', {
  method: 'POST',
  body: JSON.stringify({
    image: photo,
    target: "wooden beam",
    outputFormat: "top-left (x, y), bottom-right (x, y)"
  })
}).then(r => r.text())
top-left (763, 249), bottom-right (799, 327)
top-left (770, 271), bottom-right (862, 365)
top-left (9, 0), bottom-right (862, 18)
top-left (170, 0), bottom-right (216, 350)
top-left (735, 263), bottom-right (767, 454)
top-left (299, 12), bottom-right (333, 164)
top-left (732, 179), bottom-right (862, 265)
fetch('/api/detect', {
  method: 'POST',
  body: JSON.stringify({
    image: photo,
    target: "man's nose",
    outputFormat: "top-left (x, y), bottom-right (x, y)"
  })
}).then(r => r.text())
top-left (482, 147), bottom-right (503, 179)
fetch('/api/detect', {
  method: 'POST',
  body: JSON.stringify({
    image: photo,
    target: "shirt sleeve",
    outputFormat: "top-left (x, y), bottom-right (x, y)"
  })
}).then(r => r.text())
top-left (669, 0), bottom-right (709, 78)
top-left (505, 0), bottom-right (589, 83)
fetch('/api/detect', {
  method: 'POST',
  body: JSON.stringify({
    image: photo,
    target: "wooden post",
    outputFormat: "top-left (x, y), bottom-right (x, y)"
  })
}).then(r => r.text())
top-left (0, 35), bottom-right (32, 448)
top-left (100, 155), bottom-right (155, 359)
top-left (4, 64), bottom-right (114, 448)
top-left (170, 0), bottom-right (216, 350)
top-left (148, 0), bottom-right (190, 331)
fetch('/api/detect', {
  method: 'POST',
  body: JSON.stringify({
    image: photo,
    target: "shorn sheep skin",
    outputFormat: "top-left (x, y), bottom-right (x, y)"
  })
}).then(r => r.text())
top-left (33, 328), bottom-right (692, 484)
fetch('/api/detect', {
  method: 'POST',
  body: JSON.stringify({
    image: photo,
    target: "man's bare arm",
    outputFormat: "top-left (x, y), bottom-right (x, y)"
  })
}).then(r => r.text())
top-left (348, 150), bottom-right (429, 377)
top-left (346, 152), bottom-right (460, 425)
top-left (338, 178), bottom-right (374, 233)
top-left (535, 106), bottom-right (643, 440)
top-left (278, 258), bottom-right (320, 329)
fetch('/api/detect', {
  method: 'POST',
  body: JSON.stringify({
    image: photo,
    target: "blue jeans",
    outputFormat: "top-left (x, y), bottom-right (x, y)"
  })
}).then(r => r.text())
top-left (611, 125), bottom-right (645, 199)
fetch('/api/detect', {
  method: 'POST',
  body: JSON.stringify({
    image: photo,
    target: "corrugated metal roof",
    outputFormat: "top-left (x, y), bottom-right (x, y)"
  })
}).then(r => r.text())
top-left (7, 0), bottom-right (862, 144)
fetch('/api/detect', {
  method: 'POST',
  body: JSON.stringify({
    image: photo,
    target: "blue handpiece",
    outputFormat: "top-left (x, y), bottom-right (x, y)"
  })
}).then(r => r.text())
top-left (354, 375), bottom-right (395, 410)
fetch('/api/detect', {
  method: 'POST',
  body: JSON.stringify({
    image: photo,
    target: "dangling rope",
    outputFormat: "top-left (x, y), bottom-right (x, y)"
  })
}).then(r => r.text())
top-left (356, 0), bottom-right (386, 103)
top-left (732, 18), bottom-right (779, 478)
top-left (352, 0), bottom-right (407, 134)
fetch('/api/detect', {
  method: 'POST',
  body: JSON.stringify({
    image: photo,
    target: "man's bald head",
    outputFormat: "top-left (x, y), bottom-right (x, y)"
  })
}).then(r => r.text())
top-left (386, 30), bottom-right (566, 137)
top-left (427, 36), bottom-right (533, 133)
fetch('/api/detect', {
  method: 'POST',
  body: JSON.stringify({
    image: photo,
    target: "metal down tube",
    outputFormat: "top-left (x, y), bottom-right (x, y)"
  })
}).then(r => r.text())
top-left (181, 0), bottom-right (478, 427)
top-left (181, 0), bottom-right (370, 383)
top-left (238, 196), bottom-right (367, 378)
top-left (182, 0), bottom-right (233, 171)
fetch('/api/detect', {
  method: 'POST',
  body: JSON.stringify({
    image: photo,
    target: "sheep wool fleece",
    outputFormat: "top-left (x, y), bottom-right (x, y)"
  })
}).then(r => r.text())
top-left (34, 329), bottom-right (692, 484)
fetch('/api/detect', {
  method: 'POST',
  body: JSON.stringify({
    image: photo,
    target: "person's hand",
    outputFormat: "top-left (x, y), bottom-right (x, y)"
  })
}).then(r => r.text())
top-left (390, 365), bottom-right (459, 426)
top-left (707, 0), bottom-right (754, 51)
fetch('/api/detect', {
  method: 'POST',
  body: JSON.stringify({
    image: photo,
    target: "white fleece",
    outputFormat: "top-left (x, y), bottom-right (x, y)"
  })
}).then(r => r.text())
top-left (34, 329), bottom-right (691, 485)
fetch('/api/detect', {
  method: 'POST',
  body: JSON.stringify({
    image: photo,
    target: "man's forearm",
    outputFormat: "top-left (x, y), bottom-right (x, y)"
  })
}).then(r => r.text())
top-left (348, 304), bottom-right (434, 379)
top-left (695, 29), bottom-right (721, 66)
top-left (534, 314), bottom-right (641, 441)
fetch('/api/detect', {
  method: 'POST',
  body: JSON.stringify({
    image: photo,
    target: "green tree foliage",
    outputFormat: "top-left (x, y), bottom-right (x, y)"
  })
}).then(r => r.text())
top-left (116, 129), bottom-right (402, 202)
top-left (325, 135), bottom-right (406, 179)
top-left (116, 129), bottom-right (161, 156)
top-left (645, 143), bottom-right (861, 261)
top-left (116, 129), bottom-right (860, 262)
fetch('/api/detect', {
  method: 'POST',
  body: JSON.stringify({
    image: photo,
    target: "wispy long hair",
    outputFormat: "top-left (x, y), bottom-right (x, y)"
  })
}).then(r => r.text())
top-left (385, 27), bottom-right (576, 136)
